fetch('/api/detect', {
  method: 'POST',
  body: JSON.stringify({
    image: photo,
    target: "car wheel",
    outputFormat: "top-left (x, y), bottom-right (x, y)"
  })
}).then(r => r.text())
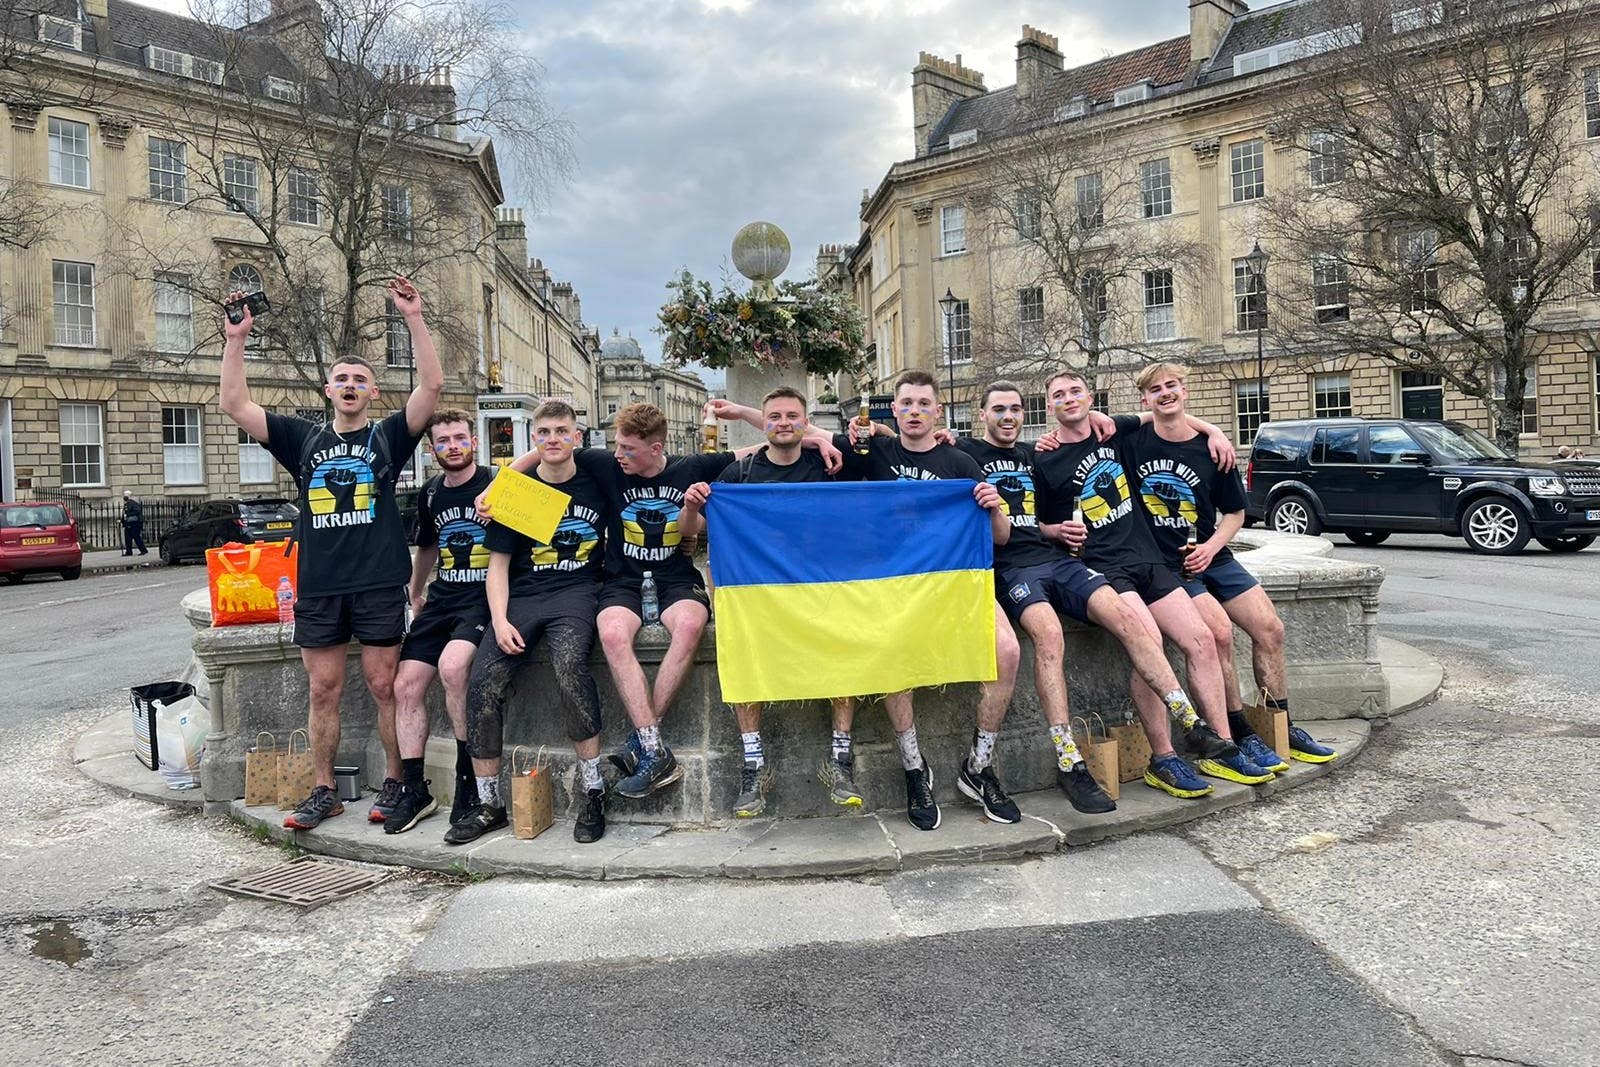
top-left (1461, 497), bottom-right (1531, 555)
top-left (1268, 494), bottom-right (1322, 537)
top-left (208, 531), bottom-right (230, 550)
top-left (160, 541), bottom-right (179, 565)
top-left (1535, 534), bottom-right (1595, 553)
top-left (1345, 531), bottom-right (1391, 546)
top-left (59, 566), bottom-right (81, 581)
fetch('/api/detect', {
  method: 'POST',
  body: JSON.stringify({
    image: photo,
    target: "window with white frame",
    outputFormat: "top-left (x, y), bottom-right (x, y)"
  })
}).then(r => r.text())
top-left (1313, 255), bottom-right (1350, 323)
top-left (1143, 269), bottom-right (1175, 341)
top-left (58, 402), bottom-right (103, 486)
top-left (1391, 1), bottom-right (1442, 33)
top-left (1140, 158), bottom-right (1172, 218)
top-left (143, 45), bottom-right (223, 84)
top-left (238, 427), bottom-right (275, 484)
top-left (52, 260), bottom-right (95, 346)
top-left (287, 165), bottom-right (319, 225)
top-left (1591, 229), bottom-right (1600, 294)
top-left (1078, 270), bottom-right (1109, 348)
top-left (1401, 228), bottom-right (1440, 310)
top-left (946, 402), bottom-right (972, 435)
top-left (1054, 97), bottom-right (1088, 121)
top-left (1235, 380), bottom-right (1269, 445)
top-left (1093, 388), bottom-right (1110, 413)
top-left (1308, 130), bottom-right (1348, 187)
top-left (386, 298), bottom-right (413, 367)
top-left (1113, 82), bottom-right (1152, 106)
top-left (162, 405), bottom-right (203, 485)
top-left (48, 117), bottom-right (90, 188)
top-left (1231, 24), bottom-right (1361, 75)
top-left (263, 76), bottom-right (302, 102)
top-left (1230, 139), bottom-right (1265, 202)
top-left (223, 154), bottom-right (258, 213)
top-left (1233, 258), bottom-right (1266, 331)
top-left (1483, 85), bottom-right (1526, 152)
top-left (947, 129), bottom-right (978, 150)
top-left (227, 264), bottom-right (264, 352)
top-left (154, 272), bottom-right (192, 353)
top-left (382, 184), bottom-right (412, 240)
top-left (1587, 68), bottom-right (1600, 139)
top-left (36, 15), bottom-right (80, 49)
top-left (1594, 355), bottom-right (1600, 432)
top-left (1312, 372), bottom-right (1352, 417)
top-left (1018, 287), bottom-right (1044, 349)
top-left (1492, 363), bottom-right (1538, 435)
top-left (147, 136), bottom-right (186, 202)
top-left (1503, 226), bottom-right (1533, 300)
top-left (1022, 395), bottom-right (1048, 437)
top-left (943, 298), bottom-right (971, 362)
top-left (1016, 188), bottom-right (1041, 239)
top-left (940, 205), bottom-right (967, 256)
top-left (1075, 171), bottom-right (1103, 230)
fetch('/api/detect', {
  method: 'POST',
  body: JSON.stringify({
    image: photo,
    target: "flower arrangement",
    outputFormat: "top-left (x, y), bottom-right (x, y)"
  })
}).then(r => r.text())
top-left (657, 271), bottom-right (867, 377)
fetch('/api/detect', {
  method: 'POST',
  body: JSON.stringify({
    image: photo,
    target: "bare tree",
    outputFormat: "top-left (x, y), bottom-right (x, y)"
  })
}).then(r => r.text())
top-left (964, 98), bottom-right (1210, 390)
top-left (105, 0), bottom-right (572, 390)
top-left (1257, 0), bottom-right (1600, 453)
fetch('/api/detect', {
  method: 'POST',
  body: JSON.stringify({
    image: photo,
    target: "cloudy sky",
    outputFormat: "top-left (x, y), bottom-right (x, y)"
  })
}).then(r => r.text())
top-left (148, 0), bottom-right (1189, 381)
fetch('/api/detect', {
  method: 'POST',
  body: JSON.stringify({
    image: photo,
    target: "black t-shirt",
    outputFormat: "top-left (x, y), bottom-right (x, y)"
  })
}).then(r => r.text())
top-left (956, 437), bottom-right (1059, 570)
top-left (1128, 422), bottom-right (1247, 570)
top-left (832, 434), bottom-right (981, 483)
top-left (485, 461), bottom-right (611, 597)
top-left (715, 447), bottom-right (834, 485)
top-left (263, 409), bottom-right (422, 597)
top-left (590, 451), bottom-right (736, 585)
top-left (1032, 415), bottom-right (1163, 570)
top-left (414, 467), bottom-right (495, 607)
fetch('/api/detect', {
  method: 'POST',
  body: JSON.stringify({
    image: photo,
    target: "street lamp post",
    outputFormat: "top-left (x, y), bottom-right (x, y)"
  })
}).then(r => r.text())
top-left (1245, 240), bottom-right (1270, 432)
top-left (938, 287), bottom-right (960, 401)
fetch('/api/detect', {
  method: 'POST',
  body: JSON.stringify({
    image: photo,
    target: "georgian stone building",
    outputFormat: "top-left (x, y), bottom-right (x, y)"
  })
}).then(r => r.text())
top-left (594, 331), bottom-right (708, 455)
top-left (0, 0), bottom-right (599, 503)
top-left (842, 1), bottom-right (1600, 452)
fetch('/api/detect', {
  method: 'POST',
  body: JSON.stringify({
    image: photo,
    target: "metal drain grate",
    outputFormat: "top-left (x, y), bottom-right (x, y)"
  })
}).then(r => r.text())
top-left (212, 856), bottom-right (391, 908)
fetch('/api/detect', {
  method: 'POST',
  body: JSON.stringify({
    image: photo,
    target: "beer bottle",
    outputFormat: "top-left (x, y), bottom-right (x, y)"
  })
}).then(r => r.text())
top-left (1068, 505), bottom-right (1085, 558)
top-left (701, 408), bottom-right (718, 453)
top-left (854, 398), bottom-right (872, 456)
top-left (1181, 520), bottom-right (1199, 577)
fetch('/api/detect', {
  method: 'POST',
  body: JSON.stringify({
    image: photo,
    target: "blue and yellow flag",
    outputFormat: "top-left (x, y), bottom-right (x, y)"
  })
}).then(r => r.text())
top-left (705, 481), bottom-right (996, 704)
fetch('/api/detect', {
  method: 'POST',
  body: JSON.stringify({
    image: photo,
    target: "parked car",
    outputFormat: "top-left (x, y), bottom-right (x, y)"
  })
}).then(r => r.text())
top-left (0, 501), bottom-right (84, 583)
top-left (159, 498), bottom-right (300, 564)
top-left (1245, 417), bottom-right (1600, 555)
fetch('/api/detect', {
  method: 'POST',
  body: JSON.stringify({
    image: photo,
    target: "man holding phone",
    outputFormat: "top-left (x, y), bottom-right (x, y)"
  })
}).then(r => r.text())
top-left (218, 278), bottom-right (444, 831)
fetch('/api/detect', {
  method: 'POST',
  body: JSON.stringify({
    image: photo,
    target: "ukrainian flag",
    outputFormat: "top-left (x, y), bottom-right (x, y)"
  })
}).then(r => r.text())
top-left (706, 481), bottom-right (996, 704)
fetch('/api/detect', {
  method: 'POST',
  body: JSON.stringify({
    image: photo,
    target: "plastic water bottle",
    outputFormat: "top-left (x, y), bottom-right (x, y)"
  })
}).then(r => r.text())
top-left (640, 570), bottom-right (660, 624)
top-left (276, 577), bottom-right (295, 625)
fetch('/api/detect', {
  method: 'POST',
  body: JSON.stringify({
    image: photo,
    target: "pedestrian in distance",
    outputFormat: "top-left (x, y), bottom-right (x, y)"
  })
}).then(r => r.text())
top-left (121, 490), bottom-right (148, 556)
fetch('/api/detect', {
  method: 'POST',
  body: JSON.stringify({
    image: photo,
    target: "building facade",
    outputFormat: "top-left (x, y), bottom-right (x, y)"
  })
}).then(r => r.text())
top-left (843, 2), bottom-right (1600, 453)
top-left (0, 0), bottom-right (601, 505)
top-left (595, 331), bottom-right (708, 455)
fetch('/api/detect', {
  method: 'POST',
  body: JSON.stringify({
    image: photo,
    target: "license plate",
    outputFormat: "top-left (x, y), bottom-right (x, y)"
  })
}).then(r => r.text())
top-left (266, 521), bottom-right (293, 530)
top-left (1588, 509), bottom-right (1600, 522)
top-left (21, 536), bottom-right (53, 545)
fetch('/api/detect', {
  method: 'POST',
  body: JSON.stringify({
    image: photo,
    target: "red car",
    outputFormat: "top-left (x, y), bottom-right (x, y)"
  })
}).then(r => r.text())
top-left (0, 501), bottom-right (84, 583)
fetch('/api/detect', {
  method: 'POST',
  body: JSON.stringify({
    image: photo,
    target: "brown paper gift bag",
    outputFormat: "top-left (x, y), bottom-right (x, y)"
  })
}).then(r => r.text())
top-left (277, 729), bottom-right (316, 810)
top-left (511, 746), bottom-right (554, 840)
top-left (1243, 689), bottom-right (1291, 762)
top-left (244, 732), bottom-right (280, 808)
top-left (1107, 712), bottom-right (1153, 783)
top-left (1070, 715), bottom-right (1120, 801)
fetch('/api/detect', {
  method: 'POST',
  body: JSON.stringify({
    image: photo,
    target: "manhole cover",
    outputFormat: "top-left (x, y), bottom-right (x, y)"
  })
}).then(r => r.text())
top-left (212, 856), bottom-right (390, 909)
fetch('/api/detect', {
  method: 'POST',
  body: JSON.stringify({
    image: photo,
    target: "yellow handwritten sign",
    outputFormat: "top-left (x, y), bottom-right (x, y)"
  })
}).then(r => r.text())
top-left (483, 468), bottom-right (571, 545)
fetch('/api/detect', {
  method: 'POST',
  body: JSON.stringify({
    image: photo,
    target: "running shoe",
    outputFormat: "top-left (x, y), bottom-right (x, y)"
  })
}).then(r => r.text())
top-left (1288, 725), bottom-right (1338, 763)
top-left (382, 782), bottom-right (438, 835)
top-left (368, 777), bottom-right (402, 823)
top-left (615, 745), bottom-right (683, 799)
top-left (818, 756), bottom-right (864, 808)
top-left (1057, 763), bottom-right (1117, 814)
top-left (1237, 733), bottom-right (1290, 774)
top-left (574, 788), bottom-right (606, 844)
top-left (449, 775), bottom-right (480, 827)
top-left (1182, 721), bottom-right (1239, 760)
top-left (904, 761), bottom-right (941, 831)
top-left (443, 804), bottom-right (507, 845)
top-left (1196, 751), bottom-right (1275, 785)
top-left (283, 785), bottom-right (344, 830)
top-left (607, 731), bottom-right (643, 777)
top-left (956, 760), bottom-right (1021, 824)
top-left (1143, 755), bottom-right (1214, 799)
top-left (733, 762), bottom-right (772, 818)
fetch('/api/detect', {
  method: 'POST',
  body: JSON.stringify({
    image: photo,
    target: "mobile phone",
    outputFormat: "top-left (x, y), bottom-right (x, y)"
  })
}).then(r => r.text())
top-left (225, 290), bottom-right (271, 324)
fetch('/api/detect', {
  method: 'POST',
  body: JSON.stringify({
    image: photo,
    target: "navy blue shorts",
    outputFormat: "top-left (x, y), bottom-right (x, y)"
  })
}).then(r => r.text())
top-left (996, 557), bottom-right (1110, 625)
top-left (1183, 556), bottom-right (1260, 603)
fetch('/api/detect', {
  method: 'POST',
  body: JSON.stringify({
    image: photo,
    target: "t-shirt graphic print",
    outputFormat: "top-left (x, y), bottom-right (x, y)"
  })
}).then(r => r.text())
top-left (307, 441), bottom-right (380, 528)
top-left (620, 489), bottom-right (685, 559)
top-left (1137, 464), bottom-right (1201, 527)
top-left (1077, 450), bottom-right (1135, 526)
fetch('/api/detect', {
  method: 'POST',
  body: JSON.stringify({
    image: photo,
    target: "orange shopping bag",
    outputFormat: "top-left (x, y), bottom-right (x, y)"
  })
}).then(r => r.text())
top-left (207, 539), bottom-right (298, 627)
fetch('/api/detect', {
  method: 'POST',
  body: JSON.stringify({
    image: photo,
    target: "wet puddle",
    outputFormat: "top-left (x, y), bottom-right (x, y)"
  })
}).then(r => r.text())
top-left (28, 921), bottom-right (92, 967)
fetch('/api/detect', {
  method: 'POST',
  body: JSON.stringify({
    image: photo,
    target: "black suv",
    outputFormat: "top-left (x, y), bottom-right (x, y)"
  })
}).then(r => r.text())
top-left (159, 497), bottom-right (299, 563)
top-left (1245, 418), bottom-right (1600, 555)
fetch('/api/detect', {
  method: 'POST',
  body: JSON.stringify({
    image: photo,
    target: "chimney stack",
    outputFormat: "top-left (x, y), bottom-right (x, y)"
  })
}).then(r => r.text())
top-left (495, 207), bottom-right (527, 269)
top-left (911, 51), bottom-right (985, 158)
top-left (1189, 0), bottom-right (1248, 66)
top-left (1015, 26), bottom-right (1063, 102)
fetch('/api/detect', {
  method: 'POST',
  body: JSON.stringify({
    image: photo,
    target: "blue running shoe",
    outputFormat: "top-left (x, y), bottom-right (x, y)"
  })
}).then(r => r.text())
top-left (616, 744), bottom-right (683, 799)
top-left (1143, 755), bottom-right (1213, 799)
top-left (1238, 733), bottom-right (1289, 773)
top-left (1196, 751), bottom-right (1275, 785)
top-left (1288, 725), bottom-right (1338, 763)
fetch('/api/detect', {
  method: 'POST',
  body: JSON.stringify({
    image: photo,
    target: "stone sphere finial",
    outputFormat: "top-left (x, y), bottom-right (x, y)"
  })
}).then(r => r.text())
top-left (732, 221), bottom-right (790, 298)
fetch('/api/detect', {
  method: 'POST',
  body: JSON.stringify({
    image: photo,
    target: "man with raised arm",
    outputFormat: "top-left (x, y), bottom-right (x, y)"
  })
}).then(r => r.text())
top-left (218, 277), bottom-right (442, 831)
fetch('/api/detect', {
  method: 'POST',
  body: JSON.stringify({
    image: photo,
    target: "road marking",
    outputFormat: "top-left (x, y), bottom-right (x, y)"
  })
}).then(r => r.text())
top-left (4, 579), bottom-right (191, 612)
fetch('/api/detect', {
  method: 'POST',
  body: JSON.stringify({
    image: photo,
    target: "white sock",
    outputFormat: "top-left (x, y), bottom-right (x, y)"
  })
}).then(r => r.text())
top-left (831, 730), bottom-right (853, 763)
top-left (895, 726), bottom-right (922, 771)
top-left (579, 756), bottom-right (603, 792)
top-left (1049, 724), bottom-right (1084, 770)
top-left (1165, 690), bottom-right (1201, 730)
top-left (476, 775), bottom-right (502, 808)
top-left (741, 731), bottom-right (765, 768)
top-left (638, 724), bottom-right (663, 755)
top-left (968, 728), bottom-right (998, 772)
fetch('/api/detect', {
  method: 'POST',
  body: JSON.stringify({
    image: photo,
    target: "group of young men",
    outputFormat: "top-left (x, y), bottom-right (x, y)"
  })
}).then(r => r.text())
top-left (218, 280), bottom-right (1333, 847)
